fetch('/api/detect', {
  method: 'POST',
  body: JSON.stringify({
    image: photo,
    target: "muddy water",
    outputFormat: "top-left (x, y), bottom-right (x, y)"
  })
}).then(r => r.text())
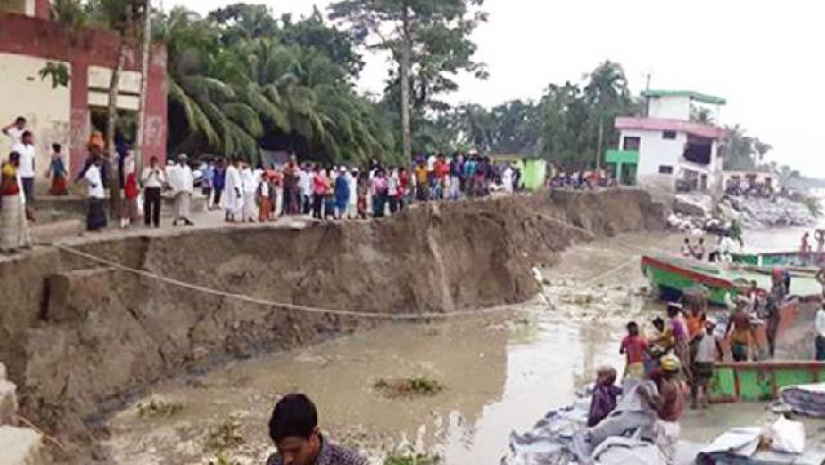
top-left (103, 230), bottom-right (821, 464)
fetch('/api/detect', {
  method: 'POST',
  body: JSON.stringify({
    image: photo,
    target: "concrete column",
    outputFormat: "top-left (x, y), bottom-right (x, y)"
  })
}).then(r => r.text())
top-left (34, 0), bottom-right (49, 19)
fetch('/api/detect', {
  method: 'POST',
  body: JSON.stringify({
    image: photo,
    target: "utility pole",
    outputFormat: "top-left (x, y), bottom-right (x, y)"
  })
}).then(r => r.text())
top-left (644, 72), bottom-right (652, 117)
top-left (136, 0), bottom-right (152, 170)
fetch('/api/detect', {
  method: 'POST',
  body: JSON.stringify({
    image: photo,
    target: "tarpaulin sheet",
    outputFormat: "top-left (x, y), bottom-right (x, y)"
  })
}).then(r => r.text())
top-left (780, 384), bottom-right (825, 418)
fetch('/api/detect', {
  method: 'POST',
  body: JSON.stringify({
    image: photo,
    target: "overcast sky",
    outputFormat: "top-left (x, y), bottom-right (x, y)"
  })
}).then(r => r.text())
top-left (168, 0), bottom-right (824, 175)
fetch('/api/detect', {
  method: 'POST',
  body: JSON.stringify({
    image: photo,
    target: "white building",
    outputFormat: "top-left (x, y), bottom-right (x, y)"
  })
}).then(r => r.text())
top-left (614, 90), bottom-right (725, 192)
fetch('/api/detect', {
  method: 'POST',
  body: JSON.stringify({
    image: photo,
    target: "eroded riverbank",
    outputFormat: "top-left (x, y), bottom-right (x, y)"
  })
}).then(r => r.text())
top-left (102, 232), bottom-right (667, 464)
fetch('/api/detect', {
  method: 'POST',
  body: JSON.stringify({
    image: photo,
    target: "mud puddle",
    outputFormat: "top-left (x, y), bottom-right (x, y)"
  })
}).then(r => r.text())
top-left (101, 231), bottom-right (822, 464)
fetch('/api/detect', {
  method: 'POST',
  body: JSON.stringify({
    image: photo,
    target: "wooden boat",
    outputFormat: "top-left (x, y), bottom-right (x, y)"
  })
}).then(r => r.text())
top-left (641, 254), bottom-right (822, 306)
top-left (709, 361), bottom-right (825, 403)
top-left (732, 251), bottom-right (823, 268)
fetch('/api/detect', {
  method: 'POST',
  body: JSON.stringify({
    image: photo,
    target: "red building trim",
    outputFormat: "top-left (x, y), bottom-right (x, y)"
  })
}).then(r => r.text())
top-left (0, 12), bottom-right (167, 175)
top-left (616, 117), bottom-right (724, 139)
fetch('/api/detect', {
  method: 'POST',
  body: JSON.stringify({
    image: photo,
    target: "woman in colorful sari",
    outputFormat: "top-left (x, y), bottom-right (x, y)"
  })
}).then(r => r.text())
top-left (46, 144), bottom-right (69, 195)
top-left (1, 152), bottom-right (31, 253)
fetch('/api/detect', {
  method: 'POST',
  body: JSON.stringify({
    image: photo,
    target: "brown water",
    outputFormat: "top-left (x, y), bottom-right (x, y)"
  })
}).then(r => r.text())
top-left (102, 230), bottom-right (824, 465)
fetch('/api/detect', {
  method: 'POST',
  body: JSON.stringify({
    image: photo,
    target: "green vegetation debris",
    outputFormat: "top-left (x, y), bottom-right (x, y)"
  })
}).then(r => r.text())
top-left (374, 377), bottom-right (445, 398)
top-left (385, 452), bottom-right (442, 465)
top-left (208, 450), bottom-right (241, 465)
top-left (136, 399), bottom-right (184, 419)
top-left (205, 416), bottom-right (245, 451)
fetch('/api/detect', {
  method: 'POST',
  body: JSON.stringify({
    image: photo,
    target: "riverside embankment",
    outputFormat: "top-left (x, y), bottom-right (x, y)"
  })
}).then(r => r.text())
top-left (0, 189), bottom-right (665, 461)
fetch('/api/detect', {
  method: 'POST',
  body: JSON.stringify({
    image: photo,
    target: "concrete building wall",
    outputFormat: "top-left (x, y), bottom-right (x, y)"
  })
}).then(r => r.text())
top-left (648, 97), bottom-right (692, 120)
top-left (0, 13), bottom-right (168, 177)
top-left (0, 53), bottom-right (71, 181)
top-left (622, 129), bottom-right (686, 181)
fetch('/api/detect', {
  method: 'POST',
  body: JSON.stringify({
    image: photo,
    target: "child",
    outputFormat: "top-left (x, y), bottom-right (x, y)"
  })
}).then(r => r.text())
top-left (587, 366), bottom-right (622, 427)
top-left (257, 171), bottom-right (271, 222)
top-left (692, 319), bottom-right (722, 409)
top-left (46, 144), bottom-right (69, 195)
top-left (620, 321), bottom-right (648, 380)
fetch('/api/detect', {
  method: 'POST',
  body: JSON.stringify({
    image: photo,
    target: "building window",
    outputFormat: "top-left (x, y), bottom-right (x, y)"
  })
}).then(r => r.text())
top-left (663, 131), bottom-right (677, 140)
top-left (623, 136), bottom-right (641, 151)
top-left (659, 165), bottom-right (674, 175)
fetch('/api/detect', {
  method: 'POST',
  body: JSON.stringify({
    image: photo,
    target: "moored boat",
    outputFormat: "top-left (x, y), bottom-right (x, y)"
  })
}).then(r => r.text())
top-left (732, 251), bottom-right (824, 268)
top-left (710, 361), bottom-right (825, 403)
top-left (642, 254), bottom-right (822, 306)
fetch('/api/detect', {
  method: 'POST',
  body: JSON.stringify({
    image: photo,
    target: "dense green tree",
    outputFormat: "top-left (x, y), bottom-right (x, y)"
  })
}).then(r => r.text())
top-left (329, 0), bottom-right (488, 162)
top-left (720, 125), bottom-right (772, 171)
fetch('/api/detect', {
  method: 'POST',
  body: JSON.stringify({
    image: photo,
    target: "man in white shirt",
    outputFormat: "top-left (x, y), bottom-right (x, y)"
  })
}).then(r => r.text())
top-left (222, 158), bottom-right (244, 222)
top-left (12, 130), bottom-right (36, 203)
top-left (3, 117), bottom-right (27, 145)
top-left (84, 157), bottom-right (107, 231)
top-left (816, 305), bottom-right (825, 361)
top-left (141, 156), bottom-right (166, 228)
top-left (240, 162), bottom-right (257, 223)
top-left (167, 154), bottom-right (194, 226)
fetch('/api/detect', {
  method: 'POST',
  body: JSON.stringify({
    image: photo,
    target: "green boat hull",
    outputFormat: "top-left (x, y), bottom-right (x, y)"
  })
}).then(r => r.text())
top-left (710, 362), bottom-right (825, 403)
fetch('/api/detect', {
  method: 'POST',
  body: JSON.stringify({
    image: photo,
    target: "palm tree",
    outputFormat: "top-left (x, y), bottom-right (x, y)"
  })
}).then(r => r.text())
top-left (158, 8), bottom-right (262, 160)
top-left (583, 61), bottom-right (631, 168)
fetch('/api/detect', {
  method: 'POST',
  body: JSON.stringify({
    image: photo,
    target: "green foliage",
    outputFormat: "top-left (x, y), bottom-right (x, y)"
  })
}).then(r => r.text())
top-left (720, 125), bottom-right (772, 171)
top-left (374, 377), bottom-right (445, 398)
top-left (136, 399), bottom-right (184, 419)
top-left (385, 451), bottom-right (442, 465)
top-left (158, 6), bottom-right (396, 165)
top-left (39, 62), bottom-right (71, 88)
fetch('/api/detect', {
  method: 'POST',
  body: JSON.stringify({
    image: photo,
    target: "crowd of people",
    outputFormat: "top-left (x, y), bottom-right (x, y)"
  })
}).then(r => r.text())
top-left (0, 117), bottom-right (534, 254)
top-left (548, 169), bottom-right (618, 189)
top-left (585, 269), bottom-right (793, 463)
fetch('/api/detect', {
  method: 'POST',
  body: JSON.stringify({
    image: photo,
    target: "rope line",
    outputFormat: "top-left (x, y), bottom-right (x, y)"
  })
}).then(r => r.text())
top-left (55, 244), bottom-right (528, 321)
top-left (54, 238), bottom-right (640, 321)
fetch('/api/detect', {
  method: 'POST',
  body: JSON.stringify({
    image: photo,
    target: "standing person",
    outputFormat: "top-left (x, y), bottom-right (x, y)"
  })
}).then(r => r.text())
top-left (121, 150), bottom-right (139, 228)
top-left (816, 304), bottom-right (825, 361)
top-left (691, 238), bottom-right (706, 261)
top-left (241, 162), bottom-right (257, 223)
top-left (46, 144), bottom-right (69, 195)
top-left (212, 159), bottom-right (226, 210)
top-left (398, 167), bottom-right (410, 211)
top-left (766, 270), bottom-right (788, 358)
top-left (414, 159), bottom-right (429, 202)
top-left (372, 169), bottom-right (389, 218)
top-left (12, 130), bottom-right (36, 204)
top-left (587, 366), bottom-right (622, 428)
top-left (334, 167), bottom-right (350, 220)
top-left (692, 319), bottom-right (722, 409)
top-left (299, 164), bottom-right (312, 215)
top-left (356, 171), bottom-right (369, 219)
top-left (167, 154), bottom-right (195, 227)
top-left (222, 158), bottom-right (244, 222)
top-left (726, 303), bottom-right (752, 362)
top-left (2, 117), bottom-right (27, 145)
top-left (257, 170), bottom-right (272, 222)
top-left (312, 165), bottom-right (326, 220)
top-left (801, 232), bottom-right (813, 266)
top-left (348, 168), bottom-right (359, 219)
top-left (266, 394), bottom-right (367, 465)
top-left (387, 167), bottom-right (400, 214)
top-left (282, 159), bottom-right (295, 215)
top-left (620, 321), bottom-right (648, 380)
top-left (0, 152), bottom-right (31, 253)
top-left (501, 163), bottom-right (515, 194)
top-left (140, 156), bottom-right (165, 228)
top-left (449, 154), bottom-right (462, 201)
top-left (665, 304), bottom-right (691, 384)
top-left (644, 356), bottom-right (687, 465)
top-left (200, 159), bottom-right (214, 206)
top-left (83, 156), bottom-right (107, 232)
top-left (323, 168), bottom-right (336, 219)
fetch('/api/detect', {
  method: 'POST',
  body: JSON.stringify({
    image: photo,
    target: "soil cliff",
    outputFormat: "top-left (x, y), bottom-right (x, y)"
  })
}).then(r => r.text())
top-left (0, 189), bottom-right (664, 453)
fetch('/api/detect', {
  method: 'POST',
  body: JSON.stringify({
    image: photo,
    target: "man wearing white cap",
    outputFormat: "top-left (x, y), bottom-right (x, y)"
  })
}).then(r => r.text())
top-left (167, 154), bottom-right (194, 226)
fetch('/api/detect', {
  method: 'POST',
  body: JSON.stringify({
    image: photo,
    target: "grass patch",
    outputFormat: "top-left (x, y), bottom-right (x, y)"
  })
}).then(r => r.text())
top-left (208, 450), bottom-right (241, 465)
top-left (374, 377), bottom-right (445, 399)
top-left (205, 416), bottom-right (245, 451)
top-left (137, 399), bottom-right (184, 419)
top-left (385, 452), bottom-right (442, 465)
